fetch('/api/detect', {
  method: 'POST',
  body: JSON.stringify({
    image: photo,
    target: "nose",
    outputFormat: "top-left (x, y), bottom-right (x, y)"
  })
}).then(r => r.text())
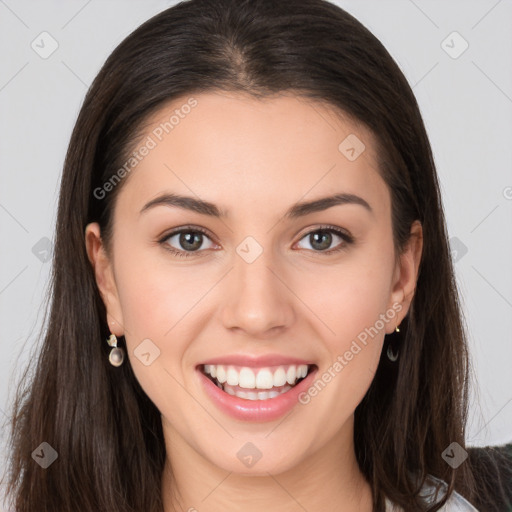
top-left (220, 244), bottom-right (295, 338)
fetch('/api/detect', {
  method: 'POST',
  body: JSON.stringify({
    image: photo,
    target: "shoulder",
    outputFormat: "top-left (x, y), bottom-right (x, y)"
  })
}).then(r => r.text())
top-left (421, 474), bottom-right (479, 511)
top-left (385, 474), bottom-right (479, 511)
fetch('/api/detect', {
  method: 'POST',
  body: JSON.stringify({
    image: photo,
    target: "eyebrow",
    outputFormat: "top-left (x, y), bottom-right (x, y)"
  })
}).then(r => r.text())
top-left (139, 192), bottom-right (373, 219)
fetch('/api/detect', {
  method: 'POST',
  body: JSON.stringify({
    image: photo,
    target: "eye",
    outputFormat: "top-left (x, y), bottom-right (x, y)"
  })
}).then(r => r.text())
top-left (158, 226), bottom-right (217, 258)
top-left (295, 226), bottom-right (354, 254)
top-left (158, 224), bottom-right (354, 258)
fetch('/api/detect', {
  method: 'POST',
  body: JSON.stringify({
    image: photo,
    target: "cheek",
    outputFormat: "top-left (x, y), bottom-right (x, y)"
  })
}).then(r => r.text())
top-left (113, 238), bottom-right (206, 338)
top-left (292, 252), bottom-right (395, 439)
top-left (297, 246), bottom-right (395, 397)
top-left (112, 250), bottom-right (200, 417)
top-left (299, 247), bottom-right (394, 341)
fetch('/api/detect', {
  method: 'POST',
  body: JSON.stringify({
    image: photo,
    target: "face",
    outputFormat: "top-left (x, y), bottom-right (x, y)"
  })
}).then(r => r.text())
top-left (85, 91), bottom-right (422, 477)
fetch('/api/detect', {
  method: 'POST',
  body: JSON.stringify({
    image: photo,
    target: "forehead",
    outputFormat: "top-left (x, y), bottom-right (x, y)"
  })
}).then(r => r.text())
top-left (115, 91), bottom-right (389, 220)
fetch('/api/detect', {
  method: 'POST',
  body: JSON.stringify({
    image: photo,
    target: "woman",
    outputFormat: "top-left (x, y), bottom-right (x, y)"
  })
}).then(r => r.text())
top-left (3, 0), bottom-right (507, 510)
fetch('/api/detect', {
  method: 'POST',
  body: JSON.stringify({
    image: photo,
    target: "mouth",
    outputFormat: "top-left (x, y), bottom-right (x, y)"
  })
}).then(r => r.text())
top-left (198, 363), bottom-right (317, 401)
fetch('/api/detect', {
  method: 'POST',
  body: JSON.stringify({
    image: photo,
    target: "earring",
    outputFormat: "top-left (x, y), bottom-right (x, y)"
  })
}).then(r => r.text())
top-left (386, 323), bottom-right (401, 362)
top-left (107, 333), bottom-right (125, 367)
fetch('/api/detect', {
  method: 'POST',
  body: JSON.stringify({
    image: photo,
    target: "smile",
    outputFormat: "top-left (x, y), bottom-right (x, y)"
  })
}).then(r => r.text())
top-left (201, 364), bottom-right (312, 400)
top-left (196, 361), bottom-right (319, 422)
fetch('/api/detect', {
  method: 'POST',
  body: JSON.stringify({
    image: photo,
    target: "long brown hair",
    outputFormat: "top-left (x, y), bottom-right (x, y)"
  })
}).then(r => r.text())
top-left (2, 0), bottom-right (505, 510)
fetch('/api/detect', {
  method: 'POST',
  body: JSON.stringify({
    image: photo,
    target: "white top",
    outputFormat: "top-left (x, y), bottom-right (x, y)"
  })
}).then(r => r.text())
top-left (384, 474), bottom-right (479, 511)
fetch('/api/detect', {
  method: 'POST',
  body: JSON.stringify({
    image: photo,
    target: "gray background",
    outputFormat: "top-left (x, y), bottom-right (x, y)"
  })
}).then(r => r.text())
top-left (1, 0), bottom-right (511, 495)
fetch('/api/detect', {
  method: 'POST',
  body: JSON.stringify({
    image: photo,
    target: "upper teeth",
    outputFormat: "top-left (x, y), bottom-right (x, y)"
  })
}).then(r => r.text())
top-left (203, 364), bottom-right (309, 389)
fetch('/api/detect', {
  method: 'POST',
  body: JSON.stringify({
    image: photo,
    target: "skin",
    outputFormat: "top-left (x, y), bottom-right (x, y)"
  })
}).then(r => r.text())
top-left (85, 91), bottom-right (423, 512)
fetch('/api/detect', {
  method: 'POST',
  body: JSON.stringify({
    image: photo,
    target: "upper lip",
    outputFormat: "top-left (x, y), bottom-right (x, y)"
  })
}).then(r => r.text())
top-left (197, 354), bottom-right (316, 368)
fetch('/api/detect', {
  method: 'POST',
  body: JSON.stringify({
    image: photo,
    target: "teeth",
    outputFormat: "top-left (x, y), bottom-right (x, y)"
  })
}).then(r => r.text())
top-left (202, 364), bottom-right (310, 390)
top-left (226, 367), bottom-right (238, 386)
top-left (222, 383), bottom-right (292, 400)
top-left (255, 368), bottom-right (273, 389)
top-left (239, 367), bottom-right (256, 388)
top-left (273, 367), bottom-right (287, 387)
top-left (286, 365), bottom-right (297, 385)
top-left (216, 365), bottom-right (227, 383)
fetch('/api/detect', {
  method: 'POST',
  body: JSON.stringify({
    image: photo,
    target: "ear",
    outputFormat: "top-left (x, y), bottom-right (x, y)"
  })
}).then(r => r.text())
top-left (84, 222), bottom-right (125, 337)
top-left (385, 220), bottom-right (423, 334)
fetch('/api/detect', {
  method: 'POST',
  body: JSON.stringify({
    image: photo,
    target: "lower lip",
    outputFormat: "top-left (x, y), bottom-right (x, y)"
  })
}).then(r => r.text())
top-left (197, 366), bottom-right (318, 422)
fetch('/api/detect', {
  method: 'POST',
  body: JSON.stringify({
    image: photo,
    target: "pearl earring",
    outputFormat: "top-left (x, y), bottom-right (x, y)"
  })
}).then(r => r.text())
top-left (107, 333), bottom-right (125, 367)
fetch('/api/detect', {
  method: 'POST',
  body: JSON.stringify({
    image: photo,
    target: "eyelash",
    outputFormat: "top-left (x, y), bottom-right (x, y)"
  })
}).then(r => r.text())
top-left (157, 224), bottom-right (354, 258)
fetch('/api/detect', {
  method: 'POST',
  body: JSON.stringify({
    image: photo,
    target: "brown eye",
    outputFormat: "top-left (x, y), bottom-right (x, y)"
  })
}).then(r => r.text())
top-left (175, 231), bottom-right (204, 251)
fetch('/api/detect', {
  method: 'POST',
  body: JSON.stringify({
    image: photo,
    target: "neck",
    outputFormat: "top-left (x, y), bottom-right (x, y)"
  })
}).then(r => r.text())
top-left (161, 415), bottom-right (373, 512)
